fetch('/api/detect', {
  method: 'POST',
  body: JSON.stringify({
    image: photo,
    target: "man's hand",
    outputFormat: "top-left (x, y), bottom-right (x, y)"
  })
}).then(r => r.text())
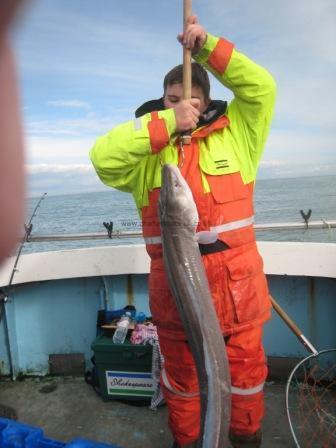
top-left (177, 15), bottom-right (207, 55)
top-left (174, 99), bottom-right (200, 133)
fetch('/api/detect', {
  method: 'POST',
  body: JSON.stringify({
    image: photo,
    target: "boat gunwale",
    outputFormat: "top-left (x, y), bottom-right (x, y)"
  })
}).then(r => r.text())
top-left (0, 241), bottom-right (335, 287)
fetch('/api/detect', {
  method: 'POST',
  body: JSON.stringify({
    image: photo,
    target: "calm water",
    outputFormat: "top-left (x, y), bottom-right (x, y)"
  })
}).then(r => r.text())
top-left (23, 175), bottom-right (336, 254)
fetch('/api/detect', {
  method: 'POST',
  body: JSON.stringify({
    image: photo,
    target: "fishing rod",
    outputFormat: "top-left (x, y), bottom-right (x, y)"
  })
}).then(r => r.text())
top-left (5, 192), bottom-right (47, 288)
top-left (0, 192), bottom-right (47, 380)
top-left (0, 190), bottom-right (47, 310)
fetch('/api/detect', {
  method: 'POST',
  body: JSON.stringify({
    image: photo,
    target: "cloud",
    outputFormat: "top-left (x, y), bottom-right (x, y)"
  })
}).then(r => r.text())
top-left (25, 159), bottom-right (336, 197)
top-left (26, 164), bottom-right (93, 174)
top-left (47, 100), bottom-right (90, 110)
top-left (25, 108), bottom-right (134, 139)
top-left (14, 6), bottom-right (176, 86)
top-left (257, 159), bottom-right (336, 179)
top-left (258, 163), bottom-right (336, 180)
top-left (25, 135), bottom-right (94, 164)
top-left (26, 163), bottom-right (107, 197)
top-left (259, 160), bottom-right (286, 168)
top-left (267, 129), bottom-right (334, 161)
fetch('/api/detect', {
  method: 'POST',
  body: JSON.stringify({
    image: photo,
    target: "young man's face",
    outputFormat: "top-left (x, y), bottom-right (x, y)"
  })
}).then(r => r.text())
top-left (163, 83), bottom-right (209, 113)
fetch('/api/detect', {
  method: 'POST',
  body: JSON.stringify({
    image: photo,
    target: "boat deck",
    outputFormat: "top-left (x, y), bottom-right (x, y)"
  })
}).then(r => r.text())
top-left (0, 377), bottom-right (293, 447)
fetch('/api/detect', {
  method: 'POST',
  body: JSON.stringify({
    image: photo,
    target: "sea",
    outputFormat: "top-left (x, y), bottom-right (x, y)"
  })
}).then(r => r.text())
top-left (23, 174), bottom-right (336, 254)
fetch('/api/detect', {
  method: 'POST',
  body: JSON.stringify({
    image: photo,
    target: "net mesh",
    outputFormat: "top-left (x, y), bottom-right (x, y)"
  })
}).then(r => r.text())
top-left (286, 349), bottom-right (336, 448)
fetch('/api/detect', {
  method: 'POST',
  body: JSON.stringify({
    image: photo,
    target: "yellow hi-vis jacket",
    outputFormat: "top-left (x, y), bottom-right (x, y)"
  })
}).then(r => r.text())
top-left (90, 33), bottom-right (276, 214)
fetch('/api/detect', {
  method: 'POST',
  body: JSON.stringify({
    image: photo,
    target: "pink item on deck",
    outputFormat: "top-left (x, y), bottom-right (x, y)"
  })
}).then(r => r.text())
top-left (130, 322), bottom-right (165, 409)
top-left (130, 323), bottom-right (159, 345)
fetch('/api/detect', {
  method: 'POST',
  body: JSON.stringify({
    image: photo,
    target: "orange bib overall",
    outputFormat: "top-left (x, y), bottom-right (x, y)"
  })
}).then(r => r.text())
top-left (142, 126), bottom-right (271, 445)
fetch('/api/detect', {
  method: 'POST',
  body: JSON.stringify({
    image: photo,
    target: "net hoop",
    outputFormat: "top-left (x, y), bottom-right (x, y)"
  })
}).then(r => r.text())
top-left (285, 348), bottom-right (336, 448)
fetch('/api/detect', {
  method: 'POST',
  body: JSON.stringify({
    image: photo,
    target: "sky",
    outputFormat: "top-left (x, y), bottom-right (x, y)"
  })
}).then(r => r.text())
top-left (10, 0), bottom-right (336, 196)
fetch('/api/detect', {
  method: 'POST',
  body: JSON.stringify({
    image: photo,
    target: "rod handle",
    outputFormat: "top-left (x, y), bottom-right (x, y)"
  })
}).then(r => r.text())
top-left (270, 295), bottom-right (318, 355)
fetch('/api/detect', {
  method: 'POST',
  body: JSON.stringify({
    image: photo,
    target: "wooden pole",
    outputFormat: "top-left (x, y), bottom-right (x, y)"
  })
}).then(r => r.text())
top-left (270, 295), bottom-right (318, 355)
top-left (182, 0), bottom-right (192, 145)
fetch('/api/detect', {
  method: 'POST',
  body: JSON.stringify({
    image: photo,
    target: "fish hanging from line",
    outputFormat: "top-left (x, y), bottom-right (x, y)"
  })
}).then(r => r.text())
top-left (158, 164), bottom-right (231, 448)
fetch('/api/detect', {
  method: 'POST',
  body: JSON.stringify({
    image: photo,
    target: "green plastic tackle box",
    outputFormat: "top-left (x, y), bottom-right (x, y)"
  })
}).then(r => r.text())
top-left (91, 334), bottom-right (154, 402)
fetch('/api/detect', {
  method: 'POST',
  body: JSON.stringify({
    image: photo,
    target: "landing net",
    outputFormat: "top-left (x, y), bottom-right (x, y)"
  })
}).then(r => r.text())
top-left (286, 349), bottom-right (336, 447)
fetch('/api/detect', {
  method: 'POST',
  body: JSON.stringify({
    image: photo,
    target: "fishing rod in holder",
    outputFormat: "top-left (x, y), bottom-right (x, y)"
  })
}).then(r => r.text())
top-left (6, 192), bottom-right (47, 288)
top-left (0, 192), bottom-right (47, 380)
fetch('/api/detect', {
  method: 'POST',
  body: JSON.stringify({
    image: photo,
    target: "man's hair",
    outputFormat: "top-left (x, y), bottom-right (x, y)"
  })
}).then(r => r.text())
top-left (163, 62), bottom-right (210, 100)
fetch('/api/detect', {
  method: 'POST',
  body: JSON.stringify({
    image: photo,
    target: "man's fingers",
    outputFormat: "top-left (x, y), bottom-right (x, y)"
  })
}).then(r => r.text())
top-left (174, 99), bottom-right (201, 132)
top-left (184, 34), bottom-right (196, 50)
top-left (178, 16), bottom-right (206, 51)
top-left (189, 114), bottom-right (199, 130)
top-left (182, 16), bottom-right (198, 47)
top-left (183, 25), bottom-right (196, 47)
top-left (183, 25), bottom-right (204, 50)
top-left (186, 15), bottom-right (198, 26)
top-left (186, 105), bottom-right (200, 130)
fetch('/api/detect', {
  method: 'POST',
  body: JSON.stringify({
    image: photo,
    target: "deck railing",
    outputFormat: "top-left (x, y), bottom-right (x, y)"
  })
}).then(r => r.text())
top-left (25, 220), bottom-right (336, 242)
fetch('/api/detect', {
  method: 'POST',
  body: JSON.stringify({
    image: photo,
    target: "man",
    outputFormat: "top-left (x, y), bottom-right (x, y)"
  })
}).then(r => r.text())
top-left (90, 15), bottom-right (276, 448)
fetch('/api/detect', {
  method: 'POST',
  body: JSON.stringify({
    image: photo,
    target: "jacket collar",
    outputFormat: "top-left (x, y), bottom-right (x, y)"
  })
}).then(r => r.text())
top-left (135, 98), bottom-right (227, 129)
top-left (198, 100), bottom-right (227, 127)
